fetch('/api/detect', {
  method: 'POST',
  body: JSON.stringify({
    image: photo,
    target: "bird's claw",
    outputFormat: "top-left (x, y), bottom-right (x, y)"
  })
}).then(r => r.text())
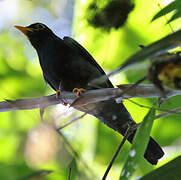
top-left (56, 90), bottom-right (68, 106)
top-left (73, 88), bottom-right (86, 96)
top-left (56, 90), bottom-right (60, 99)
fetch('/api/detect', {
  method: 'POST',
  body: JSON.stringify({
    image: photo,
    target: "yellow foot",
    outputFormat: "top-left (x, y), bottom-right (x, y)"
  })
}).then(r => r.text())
top-left (56, 90), bottom-right (60, 99)
top-left (56, 90), bottom-right (68, 106)
top-left (73, 88), bottom-right (86, 96)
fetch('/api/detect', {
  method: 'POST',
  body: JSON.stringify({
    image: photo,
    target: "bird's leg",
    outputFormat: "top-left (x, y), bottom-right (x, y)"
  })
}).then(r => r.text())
top-left (73, 88), bottom-right (86, 96)
top-left (55, 82), bottom-right (68, 106)
top-left (56, 90), bottom-right (68, 106)
top-left (56, 90), bottom-right (60, 99)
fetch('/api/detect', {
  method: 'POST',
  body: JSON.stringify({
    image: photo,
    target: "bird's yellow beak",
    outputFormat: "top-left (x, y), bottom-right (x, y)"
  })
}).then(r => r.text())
top-left (14, 25), bottom-right (34, 36)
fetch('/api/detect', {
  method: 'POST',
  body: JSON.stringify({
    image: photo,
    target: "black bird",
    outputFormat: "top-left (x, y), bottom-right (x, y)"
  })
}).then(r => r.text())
top-left (15, 23), bottom-right (164, 165)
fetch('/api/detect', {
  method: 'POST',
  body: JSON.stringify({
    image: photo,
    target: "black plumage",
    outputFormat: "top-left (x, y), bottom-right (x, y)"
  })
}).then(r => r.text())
top-left (15, 23), bottom-right (164, 164)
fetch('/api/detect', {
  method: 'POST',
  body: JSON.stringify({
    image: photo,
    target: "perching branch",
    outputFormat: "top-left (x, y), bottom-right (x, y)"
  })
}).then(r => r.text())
top-left (1, 84), bottom-right (181, 113)
top-left (2, 83), bottom-right (180, 178)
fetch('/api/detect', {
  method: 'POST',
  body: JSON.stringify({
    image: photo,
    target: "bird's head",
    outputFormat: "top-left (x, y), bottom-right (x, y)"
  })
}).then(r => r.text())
top-left (15, 23), bottom-right (56, 49)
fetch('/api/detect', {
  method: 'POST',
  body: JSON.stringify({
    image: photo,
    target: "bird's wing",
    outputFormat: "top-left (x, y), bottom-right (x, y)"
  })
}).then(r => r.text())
top-left (63, 36), bottom-right (113, 88)
top-left (43, 73), bottom-right (56, 91)
top-left (43, 73), bottom-right (48, 85)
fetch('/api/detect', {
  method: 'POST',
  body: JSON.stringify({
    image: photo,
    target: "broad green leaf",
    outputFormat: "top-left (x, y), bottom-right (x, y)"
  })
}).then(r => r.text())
top-left (152, 1), bottom-right (179, 21)
top-left (140, 155), bottom-right (181, 180)
top-left (168, 10), bottom-right (181, 23)
top-left (119, 29), bottom-right (181, 70)
top-left (67, 159), bottom-right (78, 180)
top-left (119, 108), bottom-right (156, 180)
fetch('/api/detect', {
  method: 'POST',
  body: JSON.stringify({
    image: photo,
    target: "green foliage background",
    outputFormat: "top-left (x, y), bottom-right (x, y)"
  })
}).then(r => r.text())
top-left (0, 0), bottom-right (181, 179)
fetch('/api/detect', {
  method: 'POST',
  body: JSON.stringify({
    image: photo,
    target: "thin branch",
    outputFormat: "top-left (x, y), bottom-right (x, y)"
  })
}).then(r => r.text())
top-left (50, 114), bottom-right (96, 179)
top-left (68, 168), bottom-right (71, 180)
top-left (102, 125), bottom-right (132, 180)
top-left (117, 76), bottom-right (147, 97)
top-left (57, 130), bottom-right (98, 179)
top-left (20, 170), bottom-right (53, 180)
top-left (155, 107), bottom-right (181, 119)
top-left (127, 99), bottom-right (181, 118)
top-left (57, 113), bottom-right (87, 130)
top-left (2, 95), bottom-right (60, 112)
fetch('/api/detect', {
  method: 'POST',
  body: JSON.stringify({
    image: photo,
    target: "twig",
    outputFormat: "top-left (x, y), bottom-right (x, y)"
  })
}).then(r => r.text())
top-left (68, 168), bottom-right (71, 180)
top-left (102, 126), bottom-right (132, 180)
top-left (127, 99), bottom-right (181, 118)
top-left (56, 130), bottom-right (98, 179)
top-left (19, 170), bottom-right (53, 180)
top-left (57, 113), bottom-right (87, 130)
top-left (117, 76), bottom-right (147, 98)
top-left (2, 95), bottom-right (60, 112)
top-left (155, 107), bottom-right (181, 119)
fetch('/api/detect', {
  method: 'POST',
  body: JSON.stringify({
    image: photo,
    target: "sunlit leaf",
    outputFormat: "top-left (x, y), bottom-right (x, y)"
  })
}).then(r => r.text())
top-left (152, 0), bottom-right (181, 23)
top-left (119, 108), bottom-right (156, 180)
top-left (168, 10), bottom-right (181, 23)
top-left (119, 29), bottom-right (181, 70)
top-left (140, 155), bottom-right (181, 180)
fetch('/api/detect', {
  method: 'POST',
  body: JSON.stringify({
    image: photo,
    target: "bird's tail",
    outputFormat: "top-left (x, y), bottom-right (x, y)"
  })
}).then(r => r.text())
top-left (128, 132), bottom-right (164, 164)
top-left (84, 99), bottom-right (164, 165)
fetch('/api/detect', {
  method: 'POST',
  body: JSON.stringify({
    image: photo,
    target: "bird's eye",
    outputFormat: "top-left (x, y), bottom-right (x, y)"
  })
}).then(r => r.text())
top-left (36, 24), bottom-right (45, 30)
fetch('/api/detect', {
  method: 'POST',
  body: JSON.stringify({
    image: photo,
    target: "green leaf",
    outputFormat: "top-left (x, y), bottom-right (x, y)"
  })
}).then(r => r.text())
top-left (119, 108), bottom-right (156, 180)
top-left (140, 155), bottom-right (181, 180)
top-left (168, 10), bottom-right (181, 23)
top-left (152, 1), bottom-right (178, 21)
top-left (67, 159), bottom-right (78, 180)
top-left (152, 0), bottom-right (181, 23)
top-left (120, 29), bottom-right (181, 70)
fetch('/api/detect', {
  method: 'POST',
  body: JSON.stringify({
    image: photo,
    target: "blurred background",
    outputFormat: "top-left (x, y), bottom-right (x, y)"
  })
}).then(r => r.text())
top-left (0, 0), bottom-right (181, 179)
